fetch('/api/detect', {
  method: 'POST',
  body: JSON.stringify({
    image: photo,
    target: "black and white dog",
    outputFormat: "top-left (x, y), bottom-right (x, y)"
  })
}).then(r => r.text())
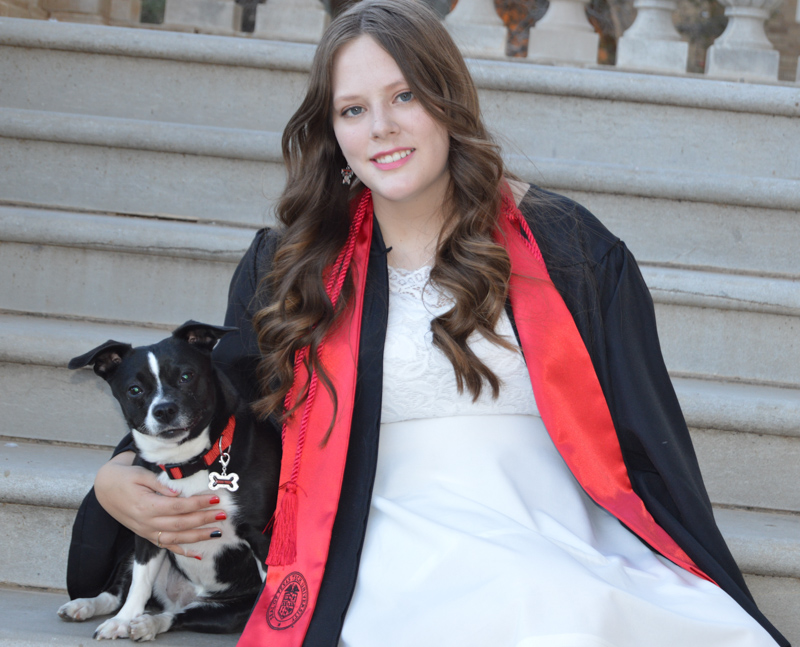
top-left (58, 321), bottom-right (280, 641)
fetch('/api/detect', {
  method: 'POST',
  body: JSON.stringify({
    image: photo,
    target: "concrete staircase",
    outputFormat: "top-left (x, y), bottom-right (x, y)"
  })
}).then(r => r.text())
top-left (1, 16), bottom-right (799, 645)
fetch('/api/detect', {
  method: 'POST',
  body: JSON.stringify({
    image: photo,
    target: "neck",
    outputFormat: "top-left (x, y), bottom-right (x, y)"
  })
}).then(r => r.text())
top-left (372, 192), bottom-right (448, 271)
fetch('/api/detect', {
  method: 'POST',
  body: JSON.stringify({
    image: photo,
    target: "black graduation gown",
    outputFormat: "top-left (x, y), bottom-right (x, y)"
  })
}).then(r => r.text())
top-left (68, 188), bottom-right (789, 646)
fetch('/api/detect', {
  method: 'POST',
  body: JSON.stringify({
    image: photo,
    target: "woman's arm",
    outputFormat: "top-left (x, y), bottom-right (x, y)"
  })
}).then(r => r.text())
top-left (93, 452), bottom-right (224, 558)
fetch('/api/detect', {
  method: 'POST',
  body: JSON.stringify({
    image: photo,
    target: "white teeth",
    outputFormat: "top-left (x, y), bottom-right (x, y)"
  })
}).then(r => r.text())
top-left (375, 149), bottom-right (413, 164)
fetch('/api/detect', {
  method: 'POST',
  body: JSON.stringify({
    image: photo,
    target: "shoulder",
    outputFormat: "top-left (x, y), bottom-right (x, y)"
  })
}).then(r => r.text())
top-left (234, 227), bottom-right (283, 287)
top-left (226, 227), bottom-right (283, 311)
top-left (246, 227), bottom-right (282, 273)
top-left (518, 184), bottom-right (621, 269)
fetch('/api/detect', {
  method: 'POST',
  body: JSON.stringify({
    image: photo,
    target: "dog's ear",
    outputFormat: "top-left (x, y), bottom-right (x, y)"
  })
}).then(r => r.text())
top-left (172, 320), bottom-right (237, 353)
top-left (69, 341), bottom-right (133, 380)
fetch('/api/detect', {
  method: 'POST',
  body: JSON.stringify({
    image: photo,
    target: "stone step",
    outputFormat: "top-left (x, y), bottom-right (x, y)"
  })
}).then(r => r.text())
top-left (643, 266), bottom-right (800, 386)
top-left (0, 204), bottom-right (247, 326)
top-left (0, 439), bottom-right (797, 643)
top-left (3, 206), bottom-right (799, 385)
top-left (0, 108), bottom-right (285, 225)
top-left (0, 586), bottom-right (238, 646)
top-left (577, 190), bottom-right (800, 280)
top-left (716, 507), bottom-right (800, 643)
top-left (0, 581), bottom-right (797, 647)
top-left (0, 440), bottom-right (108, 591)
top-left (695, 427), bottom-right (800, 513)
top-left (0, 18), bottom-right (313, 132)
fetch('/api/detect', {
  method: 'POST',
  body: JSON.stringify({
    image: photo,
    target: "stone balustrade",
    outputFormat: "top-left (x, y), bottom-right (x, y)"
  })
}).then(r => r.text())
top-left (3, 0), bottom-right (798, 83)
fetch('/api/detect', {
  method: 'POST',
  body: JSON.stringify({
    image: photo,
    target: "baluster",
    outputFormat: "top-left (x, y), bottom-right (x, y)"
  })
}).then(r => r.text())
top-left (163, 0), bottom-right (242, 33)
top-left (254, 0), bottom-right (328, 44)
top-left (705, 0), bottom-right (783, 81)
top-left (616, 0), bottom-right (688, 73)
top-left (527, 0), bottom-right (600, 64)
top-left (109, 0), bottom-right (141, 25)
top-left (444, 0), bottom-right (509, 60)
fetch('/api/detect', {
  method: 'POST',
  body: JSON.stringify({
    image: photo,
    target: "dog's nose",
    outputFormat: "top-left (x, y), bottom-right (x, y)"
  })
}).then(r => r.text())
top-left (152, 402), bottom-right (178, 424)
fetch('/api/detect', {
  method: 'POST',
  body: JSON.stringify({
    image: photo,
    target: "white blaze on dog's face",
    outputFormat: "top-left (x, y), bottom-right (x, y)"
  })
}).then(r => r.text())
top-left (143, 352), bottom-right (167, 435)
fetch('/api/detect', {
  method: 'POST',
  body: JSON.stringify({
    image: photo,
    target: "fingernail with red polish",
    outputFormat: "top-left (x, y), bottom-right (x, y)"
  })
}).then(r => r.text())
top-left (209, 496), bottom-right (220, 504)
top-left (215, 511), bottom-right (227, 521)
top-left (210, 530), bottom-right (222, 538)
top-left (194, 555), bottom-right (202, 561)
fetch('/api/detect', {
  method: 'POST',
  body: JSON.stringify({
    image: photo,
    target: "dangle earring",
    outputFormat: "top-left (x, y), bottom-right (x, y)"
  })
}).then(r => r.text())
top-left (341, 165), bottom-right (355, 186)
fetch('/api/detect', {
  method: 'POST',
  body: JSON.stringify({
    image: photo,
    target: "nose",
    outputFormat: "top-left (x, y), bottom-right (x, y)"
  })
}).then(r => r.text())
top-left (370, 106), bottom-right (398, 139)
top-left (152, 401), bottom-right (178, 424)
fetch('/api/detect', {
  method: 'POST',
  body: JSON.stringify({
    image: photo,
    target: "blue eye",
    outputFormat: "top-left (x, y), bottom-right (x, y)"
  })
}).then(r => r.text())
top-left (397, 91), bottom-right (414, 103)
top-left (342, 106), bottom-right (363, 117)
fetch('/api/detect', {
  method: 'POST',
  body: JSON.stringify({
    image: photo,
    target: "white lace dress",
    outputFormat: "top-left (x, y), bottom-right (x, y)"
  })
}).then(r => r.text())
top-left (339, 265), bottom-right (776, 647)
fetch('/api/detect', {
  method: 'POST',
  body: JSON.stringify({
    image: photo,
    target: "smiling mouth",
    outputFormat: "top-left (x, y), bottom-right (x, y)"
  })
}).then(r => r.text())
top-left (372, 148), bottom-right (415, 164)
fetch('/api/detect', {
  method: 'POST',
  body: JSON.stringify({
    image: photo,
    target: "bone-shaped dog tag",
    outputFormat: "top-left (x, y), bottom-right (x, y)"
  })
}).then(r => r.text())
top-left (208, 450), bottom-right (240, 492)
top-left (208, 471), bottom-right (240, 492)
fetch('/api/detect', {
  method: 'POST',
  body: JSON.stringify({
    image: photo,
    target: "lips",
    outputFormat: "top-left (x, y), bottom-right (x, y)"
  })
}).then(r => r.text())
top-left (371, 147), bottom-right (415, 170)
top-left (158, 427), bottom-right (190, 440)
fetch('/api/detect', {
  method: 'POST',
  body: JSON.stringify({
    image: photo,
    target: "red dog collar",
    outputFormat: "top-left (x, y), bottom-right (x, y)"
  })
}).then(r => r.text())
top-left (158, 415), bottom-right (236, 480)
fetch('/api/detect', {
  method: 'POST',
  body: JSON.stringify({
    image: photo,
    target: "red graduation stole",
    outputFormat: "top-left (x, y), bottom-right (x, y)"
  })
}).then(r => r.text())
top-left (238, 189), bottom-right (711, 647)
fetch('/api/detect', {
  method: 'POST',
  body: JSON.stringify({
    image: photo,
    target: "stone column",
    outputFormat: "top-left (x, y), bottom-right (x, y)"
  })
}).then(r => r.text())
top-left (527, 0), bottom-right (600, 64)
top-left (705, 0), bottom-right (783, 81)
top-left (163, 0), bottom-right (242, 34)
top-left (616, 0), bottom-right (688, 73)
top-left (41, 0), bottom-right (110, 24)
top-left (253, 0), bottom-right (328, 44)
top-left (444, 0), bottom-right (508, 60)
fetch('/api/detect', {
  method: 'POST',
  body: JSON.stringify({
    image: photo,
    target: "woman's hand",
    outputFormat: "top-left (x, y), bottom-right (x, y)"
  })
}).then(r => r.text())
top-left (94, 451), bottom-right (226, 559)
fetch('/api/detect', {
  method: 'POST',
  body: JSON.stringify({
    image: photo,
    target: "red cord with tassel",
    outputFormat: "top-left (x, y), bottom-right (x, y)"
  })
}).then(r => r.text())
top-left (266, 192), bottom-right (370, 567)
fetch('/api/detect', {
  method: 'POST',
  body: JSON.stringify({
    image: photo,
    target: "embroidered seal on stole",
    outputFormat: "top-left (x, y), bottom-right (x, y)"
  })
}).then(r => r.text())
top-left (267, 572), bottom-right (309, 630)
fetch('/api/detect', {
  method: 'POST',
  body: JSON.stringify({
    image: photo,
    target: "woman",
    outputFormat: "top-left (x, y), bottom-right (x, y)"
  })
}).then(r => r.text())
top-left (82, 1), bottom-right (787, 645)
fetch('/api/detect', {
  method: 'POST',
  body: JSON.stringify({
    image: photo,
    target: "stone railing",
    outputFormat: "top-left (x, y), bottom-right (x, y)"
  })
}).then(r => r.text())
top-left (1, 0), bottom-right (798, 83)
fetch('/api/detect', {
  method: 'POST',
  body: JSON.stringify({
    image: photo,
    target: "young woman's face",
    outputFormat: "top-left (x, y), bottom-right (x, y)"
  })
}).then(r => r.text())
top-left (331, 35), bottom-right (451, 214)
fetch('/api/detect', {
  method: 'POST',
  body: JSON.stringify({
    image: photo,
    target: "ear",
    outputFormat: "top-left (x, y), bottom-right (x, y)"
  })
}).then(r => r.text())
top-left (68, 340), bottom-right (133, 380)
top-left (172, 320), bottom-right (237, 353)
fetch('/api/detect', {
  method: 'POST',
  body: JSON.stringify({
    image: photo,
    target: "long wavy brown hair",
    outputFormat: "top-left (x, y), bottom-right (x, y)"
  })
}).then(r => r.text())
top-left (253, 0), bottom-right (518, 426)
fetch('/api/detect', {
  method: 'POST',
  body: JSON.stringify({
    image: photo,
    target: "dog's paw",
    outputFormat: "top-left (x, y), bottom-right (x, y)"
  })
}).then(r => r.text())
top-left (93, 617), bottom-right (130, 641)
top-left (59, 592), bottom-right (121, 623)
top-left (58, 599), bottom-right (93, 622)
top-left (129, 613), bottom-right (171, 642)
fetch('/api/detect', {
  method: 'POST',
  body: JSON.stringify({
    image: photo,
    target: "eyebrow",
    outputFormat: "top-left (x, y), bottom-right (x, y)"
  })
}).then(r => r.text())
top-left (333, 79), bottom-right (408, 106)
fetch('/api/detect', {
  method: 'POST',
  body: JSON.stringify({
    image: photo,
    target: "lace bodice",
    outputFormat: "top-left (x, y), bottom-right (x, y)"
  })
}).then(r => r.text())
top-left (381, 265), bottom-right (539, 424)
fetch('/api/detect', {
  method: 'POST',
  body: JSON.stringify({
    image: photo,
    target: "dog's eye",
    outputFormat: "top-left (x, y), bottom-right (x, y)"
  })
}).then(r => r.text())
top-left (128, 385), bottom-right (142, 396)
top-left (179, 371), bottom-right (194, 384)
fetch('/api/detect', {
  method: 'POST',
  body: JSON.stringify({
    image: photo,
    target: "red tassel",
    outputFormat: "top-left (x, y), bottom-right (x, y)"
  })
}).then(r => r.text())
top-left (266, 482), bottom-right (298, 566)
